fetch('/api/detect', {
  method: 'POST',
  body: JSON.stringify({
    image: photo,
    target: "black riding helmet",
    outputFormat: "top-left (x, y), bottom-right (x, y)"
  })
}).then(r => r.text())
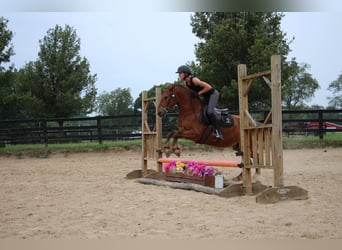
top-left (176, 65), bottom-right (192, 76)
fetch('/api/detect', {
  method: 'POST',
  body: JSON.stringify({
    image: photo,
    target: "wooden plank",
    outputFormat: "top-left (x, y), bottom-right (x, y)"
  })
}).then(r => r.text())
top-left (251, 129), bottom-right (258, 165)
top-left (257, 128), bottom-right (265, 166)
top-left (243, 78), bottom-right (255, 97)
top-left (265, 127), bottom-right (271, 166)
top-left (244, 164), bottom-right (274, 169)
top-left (264, 111), bottom-right (272, 124)
top-left (271, 55), bottom-right (284, 186)
top-left (143, 97), bottom-right (157, 102)
top-left (141, 88), bottom-right (162, 174)
top-left (240, 69), bottom-right (272, 81)
top-left (141, 91), bottom-right (148, 173)
top-left (262, 75), bottom-right (271, 88)
top-left (155, 88), bottom-right (163, 172)
top-left (256, 186), bottom-right (309, 204)
top-left (244, 109), bottom-right (257, 126)
top-left (245, 124), bottom-right (273, 129)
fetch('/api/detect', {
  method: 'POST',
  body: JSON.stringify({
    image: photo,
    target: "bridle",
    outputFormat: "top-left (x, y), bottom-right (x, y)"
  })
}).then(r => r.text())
top-left (159, 85), bottom-right (177, 117)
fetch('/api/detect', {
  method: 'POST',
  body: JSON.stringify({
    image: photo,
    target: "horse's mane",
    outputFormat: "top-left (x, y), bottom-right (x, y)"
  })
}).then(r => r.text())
top-left (171, 84), bottom-right (204, 104)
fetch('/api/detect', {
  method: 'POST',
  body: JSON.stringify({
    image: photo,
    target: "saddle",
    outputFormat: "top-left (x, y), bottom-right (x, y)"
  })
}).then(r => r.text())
top-left (201, 106), bottom-right (234, 128)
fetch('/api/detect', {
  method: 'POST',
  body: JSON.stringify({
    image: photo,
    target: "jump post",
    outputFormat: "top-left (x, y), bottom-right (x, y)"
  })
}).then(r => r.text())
top-left (126, 89), bottom-right (163, 179)
top-left (127, 55), bottom-right (308, 203)
top-left (238, 55), bottom-right (308, 203)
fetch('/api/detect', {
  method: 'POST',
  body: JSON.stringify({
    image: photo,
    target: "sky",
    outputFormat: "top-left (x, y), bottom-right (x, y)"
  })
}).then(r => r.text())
top-left (1, 2), bottom-right (342, 108)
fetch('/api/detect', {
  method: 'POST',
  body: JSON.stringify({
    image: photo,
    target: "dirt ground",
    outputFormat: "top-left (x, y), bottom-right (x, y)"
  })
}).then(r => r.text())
top-left (0, 147), bottom-right (341, 239)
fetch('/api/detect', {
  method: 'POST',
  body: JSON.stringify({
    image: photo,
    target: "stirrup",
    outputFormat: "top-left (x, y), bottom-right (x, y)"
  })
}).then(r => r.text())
top-left (214, 129), bottom-right (224, 141)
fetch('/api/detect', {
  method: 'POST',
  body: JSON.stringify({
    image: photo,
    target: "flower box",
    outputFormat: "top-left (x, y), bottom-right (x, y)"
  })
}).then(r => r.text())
top-left (164, 172), bottom-right (215, 187)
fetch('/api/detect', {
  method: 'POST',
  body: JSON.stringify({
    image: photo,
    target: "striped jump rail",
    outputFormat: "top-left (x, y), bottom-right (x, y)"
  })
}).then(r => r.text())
top-left (158, 158), bottom-right (244, 168)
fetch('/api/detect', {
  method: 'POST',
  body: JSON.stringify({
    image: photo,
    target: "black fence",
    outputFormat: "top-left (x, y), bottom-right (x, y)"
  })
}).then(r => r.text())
top-left (281, 109), bottom-right (342, 138)
top-left (0, 109), bottom-right (341, 146)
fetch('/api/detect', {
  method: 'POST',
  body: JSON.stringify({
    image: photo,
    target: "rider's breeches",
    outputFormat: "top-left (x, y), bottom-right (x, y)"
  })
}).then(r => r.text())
top-left (207, 89), bottom-right (220, 129)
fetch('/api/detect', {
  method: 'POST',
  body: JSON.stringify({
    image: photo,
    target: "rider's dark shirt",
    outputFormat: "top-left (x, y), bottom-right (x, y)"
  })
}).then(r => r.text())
top-left (188, 77), bottom-right (214, 99)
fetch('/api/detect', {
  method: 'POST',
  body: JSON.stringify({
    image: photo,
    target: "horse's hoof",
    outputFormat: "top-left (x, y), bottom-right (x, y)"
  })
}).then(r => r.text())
top-left (165, 151), bottom-right (171, 158)
top-left (175, 151), bottom-right (181, 157)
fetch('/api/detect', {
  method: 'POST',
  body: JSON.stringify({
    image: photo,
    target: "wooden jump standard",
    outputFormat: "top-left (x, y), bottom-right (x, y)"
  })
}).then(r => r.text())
top-left (238, 55), bottom-right (308, 203)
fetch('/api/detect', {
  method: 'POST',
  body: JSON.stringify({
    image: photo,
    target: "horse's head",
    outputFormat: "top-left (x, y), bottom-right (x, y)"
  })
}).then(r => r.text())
top-left (158, 83), bottom-right (203, 118)
top-left (157, 84), bottom-right (179, 118)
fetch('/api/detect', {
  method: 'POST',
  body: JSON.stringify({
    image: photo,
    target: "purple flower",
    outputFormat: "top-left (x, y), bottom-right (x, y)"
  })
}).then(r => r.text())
top-left (204, 167), bottom-right (214, 176)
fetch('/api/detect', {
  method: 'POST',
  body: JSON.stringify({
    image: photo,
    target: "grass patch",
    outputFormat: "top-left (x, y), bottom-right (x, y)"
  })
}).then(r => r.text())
top-left (0, 140), bottom-right (142, 157)
top-left (282, 132), bottom-right (342, 149)
top-left (0, 132), bottom-right (341, 156)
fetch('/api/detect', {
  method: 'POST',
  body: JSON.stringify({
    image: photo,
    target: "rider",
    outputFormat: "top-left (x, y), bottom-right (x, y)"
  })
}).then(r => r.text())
top-left (176, 65), bottom-right (224, 141)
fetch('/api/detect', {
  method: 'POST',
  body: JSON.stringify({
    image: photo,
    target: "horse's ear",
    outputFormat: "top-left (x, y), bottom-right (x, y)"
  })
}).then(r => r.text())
top-left (165, 83), bottom-right (174, 91)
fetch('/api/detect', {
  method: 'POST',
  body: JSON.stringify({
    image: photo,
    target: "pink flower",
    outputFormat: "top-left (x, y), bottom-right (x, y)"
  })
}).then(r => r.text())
top-left (163, 160), bottom-right (216, 176)
top-left (163, 161), bottom-right (177, 173)
top-left (163, 163), bottom-right (170, 172)
top-left (204, 167), bottom-right (214, 176)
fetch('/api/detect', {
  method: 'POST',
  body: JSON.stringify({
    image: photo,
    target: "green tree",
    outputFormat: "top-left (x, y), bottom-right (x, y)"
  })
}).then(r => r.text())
top-left (15, 24), bottom-right (97, 119)
top-left (327, 72), bottom-right (342, 108)
top-left (0, 17), bottom-right (18, 119)
top-left (0, 17), bottom-right (14, 65)
top-left (133, 84), bottom-right (166, 113)
top-left (96, 88), bottom-right (136, 134)
top-left (282, 59), bottom-right (319, 109)
top-left (96, 88), bottom-right (134, 116)
top-left (190, 12), bottom-right (317, 110)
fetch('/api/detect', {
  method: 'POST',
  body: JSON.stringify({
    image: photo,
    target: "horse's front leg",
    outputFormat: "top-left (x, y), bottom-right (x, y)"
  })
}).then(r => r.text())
top-left (171, 131), bottom-right (182, 157)
top-left (163, 131), bottom-right (177, 157)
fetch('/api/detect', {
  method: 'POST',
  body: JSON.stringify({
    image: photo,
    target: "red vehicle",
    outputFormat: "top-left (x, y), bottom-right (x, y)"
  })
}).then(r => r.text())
top-left (306, 121), bottom-right (342, 130)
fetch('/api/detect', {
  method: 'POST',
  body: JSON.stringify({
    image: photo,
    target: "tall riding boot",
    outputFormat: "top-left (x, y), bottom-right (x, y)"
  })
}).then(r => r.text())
top-left (209, 114), bottom-right (224, 141)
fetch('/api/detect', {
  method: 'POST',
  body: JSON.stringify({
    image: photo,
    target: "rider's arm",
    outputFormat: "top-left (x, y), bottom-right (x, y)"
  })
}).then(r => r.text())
top-left (191, 77), bottom-right (213, 95)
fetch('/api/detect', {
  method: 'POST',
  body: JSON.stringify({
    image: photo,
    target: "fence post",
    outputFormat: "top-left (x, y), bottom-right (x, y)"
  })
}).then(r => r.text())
top-left (318, 110), bottom-right (324, 139)
top-left (42, 119), bottom-right (48, 147)
top-left (97, 117), bottom-right (103, 144)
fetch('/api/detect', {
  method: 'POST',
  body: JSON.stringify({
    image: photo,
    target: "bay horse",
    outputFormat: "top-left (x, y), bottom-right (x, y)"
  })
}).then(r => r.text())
top-left (157, 83), bottom-right (260, 181)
